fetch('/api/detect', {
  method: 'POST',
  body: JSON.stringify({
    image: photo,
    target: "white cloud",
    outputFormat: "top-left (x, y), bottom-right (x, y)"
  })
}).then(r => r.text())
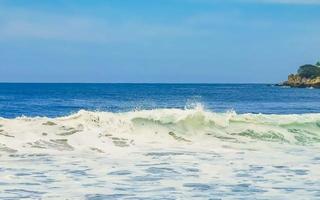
top-left (0, 7), bottom-right (205, 44)
top-left (185, 0), bottom-right (320, 5)
top-left (248, 0), bottom-right (320, 4)
top-left (0, 0), bottom-right (318, 44)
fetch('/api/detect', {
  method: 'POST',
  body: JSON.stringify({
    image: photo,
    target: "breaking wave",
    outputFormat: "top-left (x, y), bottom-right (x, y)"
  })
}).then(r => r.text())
top-left (1, 105), bottom-right (320, 153)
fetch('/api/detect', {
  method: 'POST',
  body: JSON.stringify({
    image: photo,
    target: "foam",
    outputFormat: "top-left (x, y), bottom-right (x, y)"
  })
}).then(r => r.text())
top-left (0, 105), bottom-right (319, 154)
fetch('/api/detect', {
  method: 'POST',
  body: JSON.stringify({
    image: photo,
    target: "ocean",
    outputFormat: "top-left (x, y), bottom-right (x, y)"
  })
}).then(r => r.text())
top-left (0, 83), bottom-right (319, 199)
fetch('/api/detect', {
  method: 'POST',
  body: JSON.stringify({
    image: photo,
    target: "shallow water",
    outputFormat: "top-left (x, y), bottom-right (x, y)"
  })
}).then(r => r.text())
top-left (0, 84), bottom-right (320, 199)
top-left (1, 145), bottom-right (319, 199)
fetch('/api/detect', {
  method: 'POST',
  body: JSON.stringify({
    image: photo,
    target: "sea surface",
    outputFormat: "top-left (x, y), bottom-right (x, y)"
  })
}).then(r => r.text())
top-left (0, 83), bottom-right (319, 199)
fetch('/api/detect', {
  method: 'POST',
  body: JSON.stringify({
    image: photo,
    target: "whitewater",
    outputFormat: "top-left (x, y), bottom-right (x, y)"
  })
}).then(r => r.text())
top-left (0, 106), bottom-right (320, 199)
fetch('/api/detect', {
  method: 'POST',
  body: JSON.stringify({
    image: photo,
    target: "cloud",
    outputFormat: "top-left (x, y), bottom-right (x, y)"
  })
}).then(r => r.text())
top-left (0, 0), bottom-right (319, 45)
top-left (184, 0), bottom-right (320, 5)
top-left (248, 0), bottom-right (320, 4)
top-left (0, 8), bottom-right (206, 44)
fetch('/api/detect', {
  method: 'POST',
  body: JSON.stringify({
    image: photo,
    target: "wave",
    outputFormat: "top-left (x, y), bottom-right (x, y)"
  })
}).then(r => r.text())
top-left (0, 105), bottom-right (320, 153)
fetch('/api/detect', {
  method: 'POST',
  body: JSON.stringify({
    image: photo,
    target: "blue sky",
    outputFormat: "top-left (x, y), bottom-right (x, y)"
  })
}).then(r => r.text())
top-left (0, 0), bottom-right (319, 83)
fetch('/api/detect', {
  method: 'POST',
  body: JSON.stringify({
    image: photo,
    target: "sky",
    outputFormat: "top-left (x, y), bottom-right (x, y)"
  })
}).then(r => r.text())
top-left (0, 0), bottom-right (319, 83)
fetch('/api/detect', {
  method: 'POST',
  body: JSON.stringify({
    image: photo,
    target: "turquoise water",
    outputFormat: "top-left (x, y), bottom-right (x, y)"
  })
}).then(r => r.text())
top-left (0, 84), bottom-right (319, 199)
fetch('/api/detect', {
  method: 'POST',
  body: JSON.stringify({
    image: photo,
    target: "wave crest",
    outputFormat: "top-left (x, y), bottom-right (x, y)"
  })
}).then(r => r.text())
top-left (1, 106), bottom-right (320, 153)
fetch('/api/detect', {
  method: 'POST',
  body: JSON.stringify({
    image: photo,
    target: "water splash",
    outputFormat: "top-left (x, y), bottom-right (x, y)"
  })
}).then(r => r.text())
top-left (0, 105), bottom-right (320, 154)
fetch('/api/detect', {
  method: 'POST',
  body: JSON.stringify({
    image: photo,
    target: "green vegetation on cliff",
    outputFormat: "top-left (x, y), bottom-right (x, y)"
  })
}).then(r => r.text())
top-left (297, 64), bottom-right (320, 79)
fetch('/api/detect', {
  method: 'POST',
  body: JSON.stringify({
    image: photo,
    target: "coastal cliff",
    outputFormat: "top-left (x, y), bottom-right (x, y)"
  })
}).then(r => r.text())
top-left (281, 62), bottom-right (320, 88)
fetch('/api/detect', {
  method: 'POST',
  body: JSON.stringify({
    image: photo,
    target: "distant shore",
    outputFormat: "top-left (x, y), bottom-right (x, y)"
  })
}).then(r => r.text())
top-left (279, 62), bottom-right (320, 88)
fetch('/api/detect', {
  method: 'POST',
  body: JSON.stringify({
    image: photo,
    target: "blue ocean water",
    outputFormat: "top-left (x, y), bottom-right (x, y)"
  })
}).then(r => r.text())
top-left (1, 83), bottom-right (320, 199)
top-left (0, 83), bottom-right (320, 118)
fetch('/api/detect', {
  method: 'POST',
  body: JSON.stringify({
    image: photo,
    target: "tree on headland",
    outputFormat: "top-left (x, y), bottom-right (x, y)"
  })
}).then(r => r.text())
top-left (316, 61), bottom-right (320, 66)
top-left (297, 64), bottom-right (320, 78)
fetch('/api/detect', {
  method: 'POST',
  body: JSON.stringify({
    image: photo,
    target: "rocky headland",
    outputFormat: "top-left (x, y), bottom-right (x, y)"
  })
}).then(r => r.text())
top-left (280, 62), bottom-right (320, 88)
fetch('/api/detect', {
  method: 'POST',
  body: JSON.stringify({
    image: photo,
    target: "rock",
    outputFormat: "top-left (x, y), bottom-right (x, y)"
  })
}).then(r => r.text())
top-left (280, 63), bottom-right (320, 88)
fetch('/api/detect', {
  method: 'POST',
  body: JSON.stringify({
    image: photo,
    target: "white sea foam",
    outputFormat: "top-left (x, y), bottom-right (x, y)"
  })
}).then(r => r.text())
top-left (1, 105), bottom-right (320, 199)
top-left (0, 105), bottom-right (319, 154)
